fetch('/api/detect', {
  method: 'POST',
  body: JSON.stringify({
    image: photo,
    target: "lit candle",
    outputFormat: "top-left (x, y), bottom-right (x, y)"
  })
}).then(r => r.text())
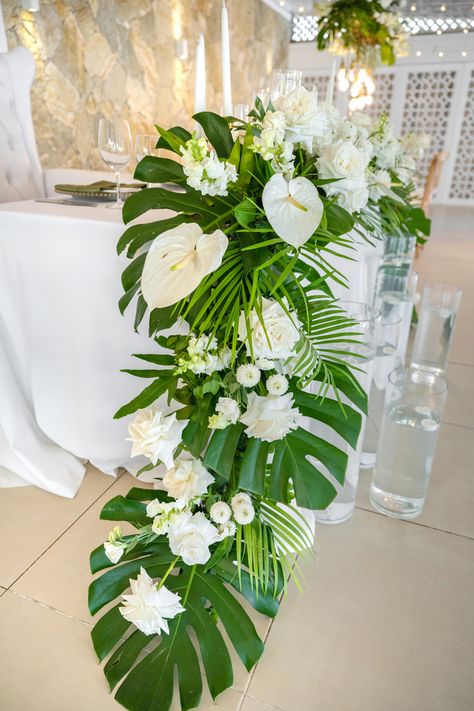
top-left (326, 59), bottom-right (337, 104)
top-left (194, 33), bottom-right (206, 114)
top-left (221, 1), bottom-right (232, 115)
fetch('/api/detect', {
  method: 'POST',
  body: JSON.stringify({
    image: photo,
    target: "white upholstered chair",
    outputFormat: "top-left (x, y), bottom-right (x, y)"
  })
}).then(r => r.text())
top-left (0, 46), bottom-right (115, 204)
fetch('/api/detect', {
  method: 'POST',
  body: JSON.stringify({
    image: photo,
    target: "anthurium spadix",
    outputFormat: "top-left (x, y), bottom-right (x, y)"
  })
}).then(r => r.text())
top-left (141, 223), bottom-right (228, 309)
top-left (262, 174), bottom-right (323, 248)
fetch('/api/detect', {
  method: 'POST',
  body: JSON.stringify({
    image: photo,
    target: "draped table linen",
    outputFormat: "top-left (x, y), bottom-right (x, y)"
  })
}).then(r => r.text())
top-left (0, 200), bottom-right (170, 497)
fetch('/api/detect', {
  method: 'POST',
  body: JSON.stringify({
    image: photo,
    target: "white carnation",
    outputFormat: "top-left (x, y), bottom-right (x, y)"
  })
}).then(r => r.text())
top-left (266, 374), bottom-right (288, 396)
top-left (236, 364), bottom-right (261, 388)
top-left (210, 501), bottom-right (232, 523)
top-left (232, 501), bottom-right (255, 525)
top-left (238, 298), bottom-right (300, 360)
top-left (128, 408), bottom-right (187, 469)
top-left (215, 397), bottom-right (240, 424)
top-left (168, 511), bottom-right (219, 566)
top-left (163, 456), bottom-right (214, 503)
top-left (240, 392), bottom-right (301, 442)
top-left (119, 567), bottom-right (185, 636)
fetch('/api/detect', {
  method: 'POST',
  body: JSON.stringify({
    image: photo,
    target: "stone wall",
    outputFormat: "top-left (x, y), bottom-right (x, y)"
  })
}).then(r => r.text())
top-left (3, 0), bottom-right (289, 169)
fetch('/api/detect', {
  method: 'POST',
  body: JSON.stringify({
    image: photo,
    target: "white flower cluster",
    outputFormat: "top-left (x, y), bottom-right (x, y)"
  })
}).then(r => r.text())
top-left (177, 334), bottom-right (231, 375)
top-left (180, 135), bottom-right (237, 196)
top-left (253, 110), bottom-right (295, 177)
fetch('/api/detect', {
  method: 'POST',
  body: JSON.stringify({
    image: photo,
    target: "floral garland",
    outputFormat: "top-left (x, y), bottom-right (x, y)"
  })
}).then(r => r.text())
top-left (315, 0), bottom-right (410, 67)
top-left (88, 88), bottom-right (429, 711)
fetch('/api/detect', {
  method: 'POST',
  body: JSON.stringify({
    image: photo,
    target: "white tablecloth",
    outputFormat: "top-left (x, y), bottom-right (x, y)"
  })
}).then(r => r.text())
top-left (0, 200), bottom-right (170, 497)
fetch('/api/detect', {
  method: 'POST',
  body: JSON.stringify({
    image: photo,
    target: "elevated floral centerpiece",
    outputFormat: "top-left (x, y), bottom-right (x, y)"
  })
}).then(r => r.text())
top-left (88, 89), bottom-right (429, 711)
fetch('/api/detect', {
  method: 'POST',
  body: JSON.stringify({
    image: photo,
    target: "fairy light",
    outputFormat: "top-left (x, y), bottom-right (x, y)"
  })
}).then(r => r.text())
top-left (440, 4), bottom-right (446, 11)
top-left (462, 50), bottom-right (467, 56)
top-left (416, 50), bottom-right (422, 56)
top-left (438, 50), bottom-right (444, 57)
top-left (338, 64), bottom-right (376, 112)
top-left (410, 4), bottom-right (416, 10)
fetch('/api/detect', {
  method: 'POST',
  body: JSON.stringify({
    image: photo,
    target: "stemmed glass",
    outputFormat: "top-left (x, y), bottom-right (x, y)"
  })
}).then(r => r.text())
top-left (98, 118), bottom-right (132, 209)
top-left (135, 134), bottom-right (158, 189)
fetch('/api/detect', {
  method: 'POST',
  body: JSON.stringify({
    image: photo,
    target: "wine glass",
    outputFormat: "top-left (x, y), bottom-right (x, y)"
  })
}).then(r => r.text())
top-left (98, 118), bottom-right (132, 209)
top-left (135, 134), bottom-right (158, 188)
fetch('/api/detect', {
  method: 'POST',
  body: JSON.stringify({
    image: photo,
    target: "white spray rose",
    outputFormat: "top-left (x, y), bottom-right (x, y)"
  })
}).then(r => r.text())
top-left (215, 397), bottom-right (240, 424)
top-left (162, 456), bottom-right (214, 503)
top-left (240, 392), bottom-right (301, 442)
top-left (168, 511), bottom-right (219, 566)
top-left (238, 298), bottom-right (300, 360)
top-left (128, 408), bottom-right (187, 470)
top-left (119, 567), bottom-right (185, 636)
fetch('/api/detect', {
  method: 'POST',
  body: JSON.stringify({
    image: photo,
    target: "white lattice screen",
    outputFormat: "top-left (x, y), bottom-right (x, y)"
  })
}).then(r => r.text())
top-left (298, 62), bottom-right (474, 205)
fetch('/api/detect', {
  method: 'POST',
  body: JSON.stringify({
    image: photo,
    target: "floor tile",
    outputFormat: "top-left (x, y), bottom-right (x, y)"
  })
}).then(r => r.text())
top-left (357, 422), bottom-right (474, 539)
top-left (240, 697), bottom-right (286, 711)
top-left (443, 363), bottom-right (474, 429)
top-left (247, 509), bottom-right (474, 711)
top-left (10, 471), bottom-right (270, 693)
top-left (0, 465), bottom-right (118, 588)
top-left (0, 591), bottom-right (243, 711)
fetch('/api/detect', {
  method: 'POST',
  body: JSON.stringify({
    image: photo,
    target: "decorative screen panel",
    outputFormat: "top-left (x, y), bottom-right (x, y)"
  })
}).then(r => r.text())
top-left (366, 73), bottom-right (395, 118)
top-left (302, 74), bottom-right (333, 104)
top-left (401, 70), bottom-right (456, 178)
top-left (450, 70), bottom-right (474, 200)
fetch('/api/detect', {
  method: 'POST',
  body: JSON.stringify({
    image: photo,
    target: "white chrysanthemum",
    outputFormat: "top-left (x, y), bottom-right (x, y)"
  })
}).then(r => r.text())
top-left (168, 511), bottom-right (219, 566)
top-left (119, 567), bottom-right (185, 636)
top-left (231, 492), bottom-right (252, 509)
top-left (210, 501), bottom-right (232, 524)
top-left (233, 501), bottom-right (255, 525)
top-left (128, 408), bottom-right (187, 469)
top-left (266, 374), bottom-right (288, 396)
top-left (236, 364), bottom-right (261, 388)
top-left (240, 392), bottom-right (301, 442)
top-left (216, 520), bottom-right (237, 541)
top-left (163, 456), bottom-right (214, 503)
top-left (215, 397), bottom-right (240, 424)
top-left (238, 298), bottom-right (300, 360)
top-left (255, 358), bottom-right (275, 371)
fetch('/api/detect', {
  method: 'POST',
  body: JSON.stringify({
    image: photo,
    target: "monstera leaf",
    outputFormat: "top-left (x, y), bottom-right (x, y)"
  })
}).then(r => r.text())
top-left (89, 489), bottom-right (282, 711)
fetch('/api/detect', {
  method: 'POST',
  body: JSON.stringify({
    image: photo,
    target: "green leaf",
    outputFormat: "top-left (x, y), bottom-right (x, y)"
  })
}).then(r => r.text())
top-left (238, 438), bottom-right (270, 495)
top-left (91, 605), bottom-right (130, 662)
top-left (121, 253), bottom-right (146, 292)
top-left (203, 423), bottom-right (244, 481)
top-left (134, 156), bottom-right (185, 185)
top-left (193, 111), bottom-right (234, 158)
top-left (117, 215), bottom-right (194, 257)
top-left (99, 496), bottom-right (149, 525)
top-left (235, 197), bottom-right (257, 228)
top-left (291, 386), bottom-right (362, 449)
top-left (114, 376), bottom-right (176, 419)
top-left (156, 125), bottom-right (192, 153)
top-left (182, 394), bottom-right (214, 457)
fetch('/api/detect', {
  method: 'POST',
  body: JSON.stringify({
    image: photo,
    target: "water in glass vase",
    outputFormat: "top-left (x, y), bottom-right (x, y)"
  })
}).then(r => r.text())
top-left (369, 403), bottom-right (441, 519)
top-left (411, 304), bottom-right (456, 374)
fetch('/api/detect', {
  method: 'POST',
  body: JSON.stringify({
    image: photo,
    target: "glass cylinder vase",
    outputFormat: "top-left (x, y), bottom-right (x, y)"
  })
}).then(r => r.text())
top-left (369, 367), bottom-right (447, 519)
top-left (374, 266), bottom-right (418, 364)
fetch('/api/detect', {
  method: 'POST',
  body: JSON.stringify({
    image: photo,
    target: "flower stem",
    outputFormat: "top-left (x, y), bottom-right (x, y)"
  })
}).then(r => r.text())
top-left (183, 565), bottom-right (196, 605)
top-left (157, 556), bottom-right (180, 590)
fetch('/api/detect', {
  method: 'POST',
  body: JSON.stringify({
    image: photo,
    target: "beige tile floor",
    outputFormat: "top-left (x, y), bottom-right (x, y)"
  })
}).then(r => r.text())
top-left (1, 205), bottom-right (473, 711)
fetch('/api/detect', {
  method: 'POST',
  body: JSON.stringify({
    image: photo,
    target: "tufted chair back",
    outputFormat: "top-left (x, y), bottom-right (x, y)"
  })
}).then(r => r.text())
top-left (0, 47), bottom-right (44, 203)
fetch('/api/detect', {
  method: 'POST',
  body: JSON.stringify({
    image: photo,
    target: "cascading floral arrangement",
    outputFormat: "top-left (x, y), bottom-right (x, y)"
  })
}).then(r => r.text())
top-left (88, 87), bottom-right (429, 711)
top-left (315, 0), bottom-right (410, 66)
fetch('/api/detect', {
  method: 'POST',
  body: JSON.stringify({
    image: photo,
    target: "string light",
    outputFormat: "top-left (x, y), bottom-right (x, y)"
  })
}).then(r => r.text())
top-left (410, 4), bottom-right (416, 10)
top-left (416, 50), bottom-right (422, 56)
top-left (440, 4), bottom-right (446, 11)
top-left (436, 28), bottom-right (442, 34)
top-left (462, 50), bottom-right (467, 56)
top-left (438, 51), bottom-right (444, 57)
top-left (298, 5), bottom-right (304, 12)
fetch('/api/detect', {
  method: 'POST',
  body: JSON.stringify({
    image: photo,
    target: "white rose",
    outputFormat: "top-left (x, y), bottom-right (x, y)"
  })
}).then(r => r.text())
top-left (274, 86), bottom-right (320, 152)
top-left (215, 397), bottom-right (240, 424)
top-left (162, 456), bottom-right (214, 503)
top-left (168, 511), bottom-right (219, 566)
top-left (318, 139), bottom-right (369, 182)
top-left (119, 567), bottom-right (185, 636)
top-left (239, 392), bottom-right (302, 442)
top-left (335, 183), bottom-right (369, 212)
top-left (238, 298), bottom-right (300, 360)
top-left (128, 408), bottom-right (187, 469)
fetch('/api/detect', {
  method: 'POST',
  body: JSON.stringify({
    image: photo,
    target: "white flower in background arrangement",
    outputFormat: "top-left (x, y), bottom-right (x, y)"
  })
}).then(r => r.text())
top-left (396, 155), bottom-right (417, 184)
top-left (216, 520), bottom-right (237, 541)
top-left (168, 511), bottom-right (219, 565)
top-left (238, 298), bottom-right (300, 361)
top-left (128, 408), bottom-right (187, 469)
top-left (370, 116), bottom-right (402, 170)
top-left (317, 139), bottom-right (370, 212)
top-left (266, 374), bottom-right (289, 396)
top-left (163, 456), bottom-right (215, 503)
top-left (368, 169), bottom-right (392, 201)
top-left (349, 111), bottom-right (373, 136)
top-left (103, 526), bottom-right (126, 564)
top-left (262, 174), bottom-right (324, 248)
top-left (185, 334), bottom-right (218, 375)
top-left (141, 223), bottom-right (228, 309)
top-left (210, 501), bottom-right (232, 524)
top-left (240, 392), bottom-right (301, 442)
top-left (236, 363), bottom-right (261, 388)
top-left (119, 567), bottom-right (185, 636)
top-left (311, 101), bottom-right (343, 152)
top-left (253, 110), bottom-right (295, 177)
top-left (274, 85), bottom-right (321, 152)
top-left (215, 397), bottom-right (240, 424)
top-left (232, 501), bottom-right (255, 525)
top-left (180, 135), bottom-right (237, 196)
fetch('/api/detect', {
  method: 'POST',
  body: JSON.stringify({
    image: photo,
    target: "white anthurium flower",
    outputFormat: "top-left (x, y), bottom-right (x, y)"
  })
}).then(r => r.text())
top-left (262, 174), bottom-right (324, 248)
top-left (119, 567), bottom-right (185, 636)
top-left (141, 223), bottom-right (228, 309)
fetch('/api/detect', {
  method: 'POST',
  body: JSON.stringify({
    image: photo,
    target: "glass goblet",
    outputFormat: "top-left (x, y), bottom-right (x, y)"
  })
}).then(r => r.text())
top-left (98, 118), bottom-right (132, 209)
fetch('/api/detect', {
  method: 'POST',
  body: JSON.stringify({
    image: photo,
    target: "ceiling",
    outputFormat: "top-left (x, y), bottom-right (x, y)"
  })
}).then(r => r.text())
top-left (277, 0), bottom-right (474, 17)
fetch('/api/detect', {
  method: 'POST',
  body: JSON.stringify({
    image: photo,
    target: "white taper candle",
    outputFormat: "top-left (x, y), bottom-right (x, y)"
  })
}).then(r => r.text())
top-left (221, 1), bottom-right (233, 115)
top-left (194, 33), bottom-right (206, 115)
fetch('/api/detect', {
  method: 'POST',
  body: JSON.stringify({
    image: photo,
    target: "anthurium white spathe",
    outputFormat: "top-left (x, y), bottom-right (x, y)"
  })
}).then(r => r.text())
top-left (262, 174), bottom-right (324, 248)
top-left (141, 223), bottom-right (228, 309)
top-left (238, 298), bottom-right (300, 360)
top-left (163, 456), bottom-right (215, 503)
top-left (128, 407), bottom-right (187, 469)
top-left (168, 511), bottom-right (219, 566)
top-left (119, 567), bottom-right (185, 636)
top-left (240, 392), bottom-right (301, 442)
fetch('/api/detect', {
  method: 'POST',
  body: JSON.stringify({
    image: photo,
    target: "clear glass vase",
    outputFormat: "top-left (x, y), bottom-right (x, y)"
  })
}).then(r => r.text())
top-left (313, 302), bottom-right (380, 525)
top-left (369, 367), bottom-right (447, 519)
top-left (374, 266), bottom-right (418, 364)
top-left (411, 283), bottom-right (462, 374)
top-left (383, 234), bottom-right (416, 268)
